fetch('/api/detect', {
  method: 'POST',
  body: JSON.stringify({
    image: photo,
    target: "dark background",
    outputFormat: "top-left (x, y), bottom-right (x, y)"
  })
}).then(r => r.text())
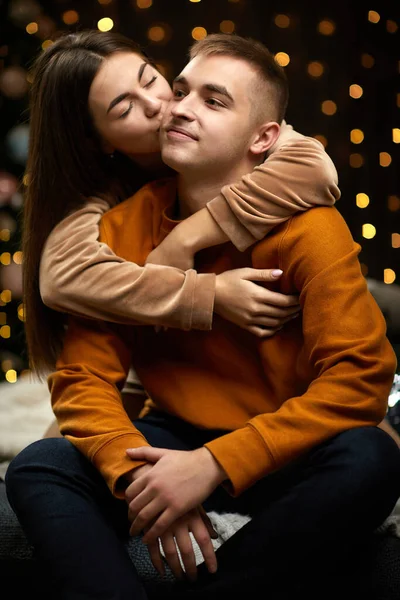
top-left (0, 0), bottom-right (399, 385)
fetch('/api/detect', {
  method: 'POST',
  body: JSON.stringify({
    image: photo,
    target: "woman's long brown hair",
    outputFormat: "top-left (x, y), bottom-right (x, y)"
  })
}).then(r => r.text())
top-left (23, 30), bottom-right (150, 378)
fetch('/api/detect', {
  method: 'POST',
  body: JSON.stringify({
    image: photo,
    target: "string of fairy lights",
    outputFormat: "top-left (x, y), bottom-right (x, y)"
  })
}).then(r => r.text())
top-left (0, 0), bottom-right (399, 384)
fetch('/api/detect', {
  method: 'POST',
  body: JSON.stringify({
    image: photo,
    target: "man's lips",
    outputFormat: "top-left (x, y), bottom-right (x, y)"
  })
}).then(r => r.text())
top-left (165, 126), bottom-right (198, 141)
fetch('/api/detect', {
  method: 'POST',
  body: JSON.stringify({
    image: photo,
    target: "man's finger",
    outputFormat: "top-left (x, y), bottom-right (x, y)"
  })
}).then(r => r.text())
top-left (198, 506), bottom-right (218, 539)
top-left (174, 528), bottom-right (198, 582)
top-left (126, 446), bottom-right (167, 462)
top-left (129, 497), bottom-right (164, 537)
top-left (190, 518), bottom-right (218, 575)
top-left (159, 533), bottom-right (184, 581)
top-left (142, 508), bottom-right (177, 544)
top-left (147, 539), bottom-right (166, 578)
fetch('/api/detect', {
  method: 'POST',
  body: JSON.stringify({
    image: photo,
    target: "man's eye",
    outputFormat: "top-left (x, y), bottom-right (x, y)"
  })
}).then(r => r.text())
top-left (144, 76), bottom-right (157, 88)
top-left (173, 89), bottom-right (185, 98)
top-left (206, 98), bottom-right (223, 107)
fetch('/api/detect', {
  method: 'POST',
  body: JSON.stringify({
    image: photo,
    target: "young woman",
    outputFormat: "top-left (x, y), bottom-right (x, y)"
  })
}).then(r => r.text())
top-left (23, 29), bottom-right (340, 381)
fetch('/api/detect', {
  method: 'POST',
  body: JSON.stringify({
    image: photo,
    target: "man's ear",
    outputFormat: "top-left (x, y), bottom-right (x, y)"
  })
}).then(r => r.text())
top-left (249, 122), bottom-right (280, 156)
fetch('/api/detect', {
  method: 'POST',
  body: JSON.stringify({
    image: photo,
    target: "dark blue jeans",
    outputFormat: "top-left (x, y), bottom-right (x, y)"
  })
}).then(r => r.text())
top-left (5, 412), bottom-right (400, 600)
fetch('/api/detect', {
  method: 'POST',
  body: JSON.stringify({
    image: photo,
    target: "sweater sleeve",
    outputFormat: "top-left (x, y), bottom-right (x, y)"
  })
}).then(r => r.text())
top-left (205, 208), bottom-right (397, 496)
top-left (206, 124), bottom-right (341, 251)
top-left (48, 316), bottom-right (153, 499)
top-left (39, 197), bottom-right (215, 331)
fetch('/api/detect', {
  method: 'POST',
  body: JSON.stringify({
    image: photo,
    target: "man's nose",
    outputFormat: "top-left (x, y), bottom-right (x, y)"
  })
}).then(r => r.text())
top-left (170, 95), bottom-right (195, 121)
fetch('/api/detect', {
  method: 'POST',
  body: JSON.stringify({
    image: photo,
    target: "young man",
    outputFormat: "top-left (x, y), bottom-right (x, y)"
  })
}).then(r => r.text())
top-left (6, 34), bottom-right (400, 600)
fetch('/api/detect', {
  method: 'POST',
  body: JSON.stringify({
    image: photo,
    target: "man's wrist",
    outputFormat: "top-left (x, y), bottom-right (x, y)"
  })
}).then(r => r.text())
top-left (196, 446), bottom-right (228, 487)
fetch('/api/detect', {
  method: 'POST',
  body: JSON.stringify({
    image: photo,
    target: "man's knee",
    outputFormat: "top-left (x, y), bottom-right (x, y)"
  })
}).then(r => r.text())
top-left (6, 438), bottom-right (77, 491)
top-left (327, 426), bottom-right (400, 495)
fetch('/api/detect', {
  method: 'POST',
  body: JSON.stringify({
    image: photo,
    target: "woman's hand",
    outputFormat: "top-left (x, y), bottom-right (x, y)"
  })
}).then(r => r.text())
top-left (146, 226), bottom-right (195, 271)
top-left (214, 268), bottom-right (300, 337)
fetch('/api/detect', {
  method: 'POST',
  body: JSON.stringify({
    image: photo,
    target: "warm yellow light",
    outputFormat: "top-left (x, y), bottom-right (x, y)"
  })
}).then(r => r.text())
top-left (368, 11), bottom-right (380, 24)
top-left (17, 303), bottom-right (25, 321)
top-left (361, 54), bottom-right (374, 68)
top-left (189, 0), bottom-right (201, 2)
top-left (317, 20), bottom-right (335, 35)
top-left (0, 230), bottom-right (10, 242)
top-left (313, 134), bottom-right (327, 148)
top-left (13, 251), bottom-right (23, 264)
top-left (387, 20), bottom-right (398, 33)
top-left (220, 20), bottom-right (235, 33)
top-left (392, 233), bottom-right (400, 249)
top-left (0, 252), bottom-right (11, 265)
top-left (137, 0), bottom-right (152, 7)
top-left (274, 52), bottom-right (290, 67)
top-left (148, 26), bottom-right (166, 42)
top-left (356, 193), bottom-right (370, 208)
top-left (388, 196), bottom-right (400, 212)
top-left (62, 10), bottom-right (79, 25)
top-left (384, 269), bottom-right (396, 284)
top-left (5, 369), bottom-right (17, 383)
top-left (191, 27), bottom-right (207, 40)
top-left (349, 84), bottom-right (363, 99)
top-left (307, 61), bottom-right (324, 78)
top-left (350, 153), bottom-right (364, 168)
top-left (321, 100), bottom-right (337, 116)
top-left (97, 18), bottom-right (114, 32)
top-left (362, 224), bottom-right (376, 239)
top-left (0, 290), bottom-right (11, 303)
top-left (379, 152), bottom-right (392, 167)
top-left (350, 129), bottom-right (364, 144)
top-left (274, 14), bottom-right (290, 28)
top-left (0, 325), bottom-right (11, 339)
top-left (26, 22), bottom-right (38, 34)
top-left (41, 40), bottom-right (53, 50)
top-left (23, 173), bottom-right (30, 186)
top-left (392, 129), bottom-right (400, 143)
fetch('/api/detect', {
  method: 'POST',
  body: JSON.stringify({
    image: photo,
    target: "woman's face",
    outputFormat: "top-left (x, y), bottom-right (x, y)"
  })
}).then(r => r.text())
top-left (89, 52), bottom-right (172, 159)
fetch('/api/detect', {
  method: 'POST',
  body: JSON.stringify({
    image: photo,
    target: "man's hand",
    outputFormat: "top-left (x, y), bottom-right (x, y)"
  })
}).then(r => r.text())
top-left (143, 506), bottom-right (218, 582)
top-left (124, 446), bottom-right (227, 543)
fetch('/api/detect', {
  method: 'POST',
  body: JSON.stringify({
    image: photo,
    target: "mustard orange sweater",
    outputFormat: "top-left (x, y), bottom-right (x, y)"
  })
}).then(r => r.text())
top-left (49, 179), bottom-right (397, 500)
top-left (40, 127), bottom-right (339, 332)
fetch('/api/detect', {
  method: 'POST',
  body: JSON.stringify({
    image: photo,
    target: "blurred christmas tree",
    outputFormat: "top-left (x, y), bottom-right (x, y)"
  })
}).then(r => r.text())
top-left (0, 0), bottom-right (45, 383)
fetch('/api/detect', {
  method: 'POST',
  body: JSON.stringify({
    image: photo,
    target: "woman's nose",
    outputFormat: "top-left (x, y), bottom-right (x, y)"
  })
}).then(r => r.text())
top-left (144, 95), bottom-right (162, 118)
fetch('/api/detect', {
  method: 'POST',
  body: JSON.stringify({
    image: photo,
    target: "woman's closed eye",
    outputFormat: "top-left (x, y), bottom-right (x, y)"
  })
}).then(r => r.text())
top-left (144, 75), bottom-right (158, 88)
top-left (119, 101), bottom-right (134, 119)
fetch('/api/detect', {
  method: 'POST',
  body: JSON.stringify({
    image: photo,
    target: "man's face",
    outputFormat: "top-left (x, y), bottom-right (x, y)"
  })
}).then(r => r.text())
top-left (160, 54), bottom-right (260, 175)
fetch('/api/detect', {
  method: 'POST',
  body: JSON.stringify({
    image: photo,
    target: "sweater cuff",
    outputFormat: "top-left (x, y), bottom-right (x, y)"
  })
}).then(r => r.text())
top-left (92, 433), bottom-right (151, 499)
top-left (204, 426), bottom-right (276, 497)
top-left (189, 272), bottom-right (216, 331)
top-left (206, 195), bottom-right (257, 252)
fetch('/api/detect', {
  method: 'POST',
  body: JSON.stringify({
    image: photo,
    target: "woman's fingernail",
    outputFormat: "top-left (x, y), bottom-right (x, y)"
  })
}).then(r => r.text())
top-left (272, 269), bottom-right (283, 277)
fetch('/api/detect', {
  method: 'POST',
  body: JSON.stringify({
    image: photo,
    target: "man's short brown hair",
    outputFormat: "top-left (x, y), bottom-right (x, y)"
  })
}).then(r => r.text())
top-left (189, 33), bottom-right (289, 124)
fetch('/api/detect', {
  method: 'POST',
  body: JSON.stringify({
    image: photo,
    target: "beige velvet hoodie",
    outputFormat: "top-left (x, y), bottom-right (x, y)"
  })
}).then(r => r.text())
top-left (39, 125), bottom-right (340, 331)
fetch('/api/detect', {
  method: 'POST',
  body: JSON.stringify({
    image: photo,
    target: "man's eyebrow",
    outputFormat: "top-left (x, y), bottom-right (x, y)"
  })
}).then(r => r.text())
top-left (204, 83), bottom-right (234, 103)
top-left (172, 76), bottom-right (234, 103)
top-left (106, 62), bottom-right (148, 114)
